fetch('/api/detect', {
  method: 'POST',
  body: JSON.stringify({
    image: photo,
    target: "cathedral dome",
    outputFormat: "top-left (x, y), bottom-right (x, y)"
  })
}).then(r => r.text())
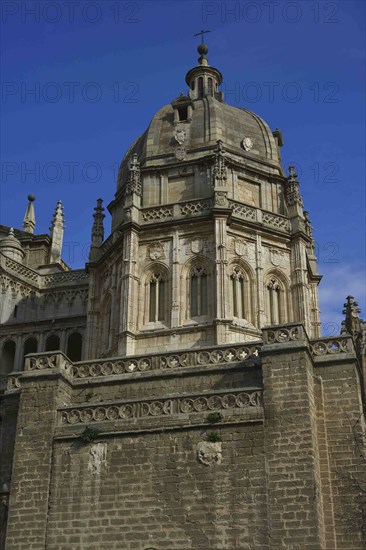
top-left (117, 47), bottom-right (282, 192)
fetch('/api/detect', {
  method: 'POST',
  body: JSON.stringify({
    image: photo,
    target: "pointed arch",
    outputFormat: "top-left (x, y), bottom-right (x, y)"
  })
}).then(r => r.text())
top-left (141, 262), bottom-right (171, 327)
top-left (228, 259), bottom-right (256, 324)
top-left (264, 269), bottom-right (290, 325)
top-left (182, 256), bottom-right (214, 321)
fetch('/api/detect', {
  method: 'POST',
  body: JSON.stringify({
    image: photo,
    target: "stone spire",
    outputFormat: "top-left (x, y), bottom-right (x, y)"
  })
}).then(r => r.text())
top-left (126, 154), bottom-right (141, 196)
top-left (341, 296), bottom-right (362, 336)
top-left (23, 194), bottom-right (36, 233)
top-left (285, 166), bottom-right (304, 208)
top-left (49, 200), bottom-right (65, 264)
top-left (89, 198), bottom-right (105, 261)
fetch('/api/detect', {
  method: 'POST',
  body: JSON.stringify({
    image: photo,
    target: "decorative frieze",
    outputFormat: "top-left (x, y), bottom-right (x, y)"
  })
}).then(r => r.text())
top-left (311, 337), bottom-right (351, 356)
top-left (59, 389), bottom-right (262, 426)
top-left (179, 199), bottom-right (211, 217)
top-left (229, 201), bottom-right (256, 221)
top-left (141, 206), bottom-right (173, 223)
top-left (262, 212), bottom-right (290, 231)
top-left (73, 343), bottom-right (262, 379)
top-left (43, 271), bottom-right (89, 285)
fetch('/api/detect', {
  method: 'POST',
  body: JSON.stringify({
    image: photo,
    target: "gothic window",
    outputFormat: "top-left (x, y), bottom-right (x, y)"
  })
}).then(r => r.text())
top-left (1, 340), bottom-right (16, 374)
top-left (23, 337), bottom-right (37, 368)
top-left (190, 265), bottom-right (208, 317)
top-left (67, 332), bottom-right (82, 362)
top-left (198, 77), bottom-right (204, 98)
top-left (231, 268), bottom-right (246, 319)
top-left (207, 77), bottom-right (213, 96)
top-left (45, 334), bottom-right (60, 352)
top-left (149, 272), bottom-right (166, 322)
top-left (267, 277), bottom-right (283, 325)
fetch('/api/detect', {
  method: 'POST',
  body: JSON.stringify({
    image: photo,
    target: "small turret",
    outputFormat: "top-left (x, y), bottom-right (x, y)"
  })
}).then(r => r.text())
top-left (89, 198), bottom-right (105, 262)
top-left (49, 200), bottom-right (65, 264)
top-left (0, 228), bottom-right (24, 263)
top-left (23, 194), bottom-right (36, 233)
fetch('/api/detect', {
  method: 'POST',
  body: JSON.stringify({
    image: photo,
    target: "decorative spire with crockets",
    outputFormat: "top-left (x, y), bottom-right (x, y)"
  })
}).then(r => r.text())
top-left (125, 154), bottom-right (141, 196)
top-left (49, 200), bottom-right (65, 264)
top-left (23, 194), bottom-right (36, 233)
top-left (89, 198), bottom-right (105, 261)
top-left (341, 296), bottom-right (362, 336)
top-left (286, 166), bottom-right (303, 207)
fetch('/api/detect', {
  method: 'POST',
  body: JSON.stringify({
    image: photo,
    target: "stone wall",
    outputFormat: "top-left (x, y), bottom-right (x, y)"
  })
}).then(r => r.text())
top-left (2, 326), bottom-right (365, 549)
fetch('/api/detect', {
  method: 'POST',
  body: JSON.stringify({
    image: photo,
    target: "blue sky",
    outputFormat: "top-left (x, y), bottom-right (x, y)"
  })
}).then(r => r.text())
top-left (1, 0), bottom-right (365, 335)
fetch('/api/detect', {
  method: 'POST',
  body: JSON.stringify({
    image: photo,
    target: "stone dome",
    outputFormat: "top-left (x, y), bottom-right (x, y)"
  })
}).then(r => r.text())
top-left (117, 47), bottom-right (282, 191)
top-left (117, 98), bottom-right (281, 191)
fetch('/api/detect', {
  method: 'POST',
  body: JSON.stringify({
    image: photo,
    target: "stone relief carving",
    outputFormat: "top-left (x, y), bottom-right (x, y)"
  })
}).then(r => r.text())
top-left (242, 137), bottom-right (254, 151)
top-left (197, 441), bottom-right (222, 466)
top-left (174, 128), bottom-right (186, 145)
top-left (190, 238), bottom-right (203, 254)
top-left (147, 242), bottom-right (165, 261)
top-left (174, 146), bottom-right (186, 161)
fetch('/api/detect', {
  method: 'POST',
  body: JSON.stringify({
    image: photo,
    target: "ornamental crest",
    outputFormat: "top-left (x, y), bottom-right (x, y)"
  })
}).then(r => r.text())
top-left (270, 248), bottom-right (286, 267)
top-left (175, 146), bottom-right (186, 161)
top-left (242, 137), bottom-right (254, 151)
top-left (147, 242), bottom-right (164, 260)
top-left (234, 238), bottom-right (247, 257)
top-left (174, 127), bottom-right (186, 145)
top-left (191, 238), bottom-right (203, 254)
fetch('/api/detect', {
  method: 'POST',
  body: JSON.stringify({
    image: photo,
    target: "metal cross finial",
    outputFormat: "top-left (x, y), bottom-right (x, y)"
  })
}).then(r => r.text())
top-left (194, 30), bottom-right (211, 44)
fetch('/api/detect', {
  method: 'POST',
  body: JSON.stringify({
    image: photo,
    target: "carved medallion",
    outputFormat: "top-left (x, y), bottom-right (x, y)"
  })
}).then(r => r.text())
top-left (174, 146), bottom-right (186, 161)
top-left (214, 192), bottom-right (228, 207)
top-left (174, 128), bottom-right (186, 145)
top-left (270, 248), bottom-right (286, 267)
top-left (234, 238), bottom-right (247, 257)
top-left (191, 238), bottom-right (203, 254)
top-left (147, 242), bottom-right (164, 260)
top-left (241, 137), bottom-right (254, 151)
top-left (197, 441), bottom-right (222, 466)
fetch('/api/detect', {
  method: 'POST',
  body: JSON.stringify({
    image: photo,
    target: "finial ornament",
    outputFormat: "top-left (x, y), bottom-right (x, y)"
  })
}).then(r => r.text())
top-left (49, 200), bottom-right (65, 264)
top-left (23, 194), bottom-right (36, 234)
top-left (285, 165), bottom-right (304, 208)
top-left (89, 198), bottom-right (105, 261)
top-left (341, 295), bottom-right (363, 337)
top-left (194, 30), bottom-right (211, 65)
top-left (125, 154), bottom-right (141, 196)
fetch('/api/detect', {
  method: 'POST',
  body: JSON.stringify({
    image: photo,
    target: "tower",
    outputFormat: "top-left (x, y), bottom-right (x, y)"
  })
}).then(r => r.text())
top-left (1, 44), bottom-right (365, 550)
top-left (86, 43), bottom-right (321, 360)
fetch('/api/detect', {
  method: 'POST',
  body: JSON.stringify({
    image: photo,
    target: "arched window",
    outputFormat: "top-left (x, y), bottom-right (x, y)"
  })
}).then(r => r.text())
top-left (149, 272), bottom-right (166, 322)
top-left (207, 77), bottom-right (213, 96)
top-left (23, 337), bottom-right (37, 367)
top-left (267, 277), bottom-right (282, 325)
top-left (1, 340), bottom-right (16, 374)
top-left (198, 77), bottom-right (204, 98)
top-left (67, 332), bottom-right (82, 362)
top-left (190, 265), bottom-right (208, 317)
top-left (231, 268), bottom-right (246, 319)
top-left (45, 334), bottom-right (60, 352)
